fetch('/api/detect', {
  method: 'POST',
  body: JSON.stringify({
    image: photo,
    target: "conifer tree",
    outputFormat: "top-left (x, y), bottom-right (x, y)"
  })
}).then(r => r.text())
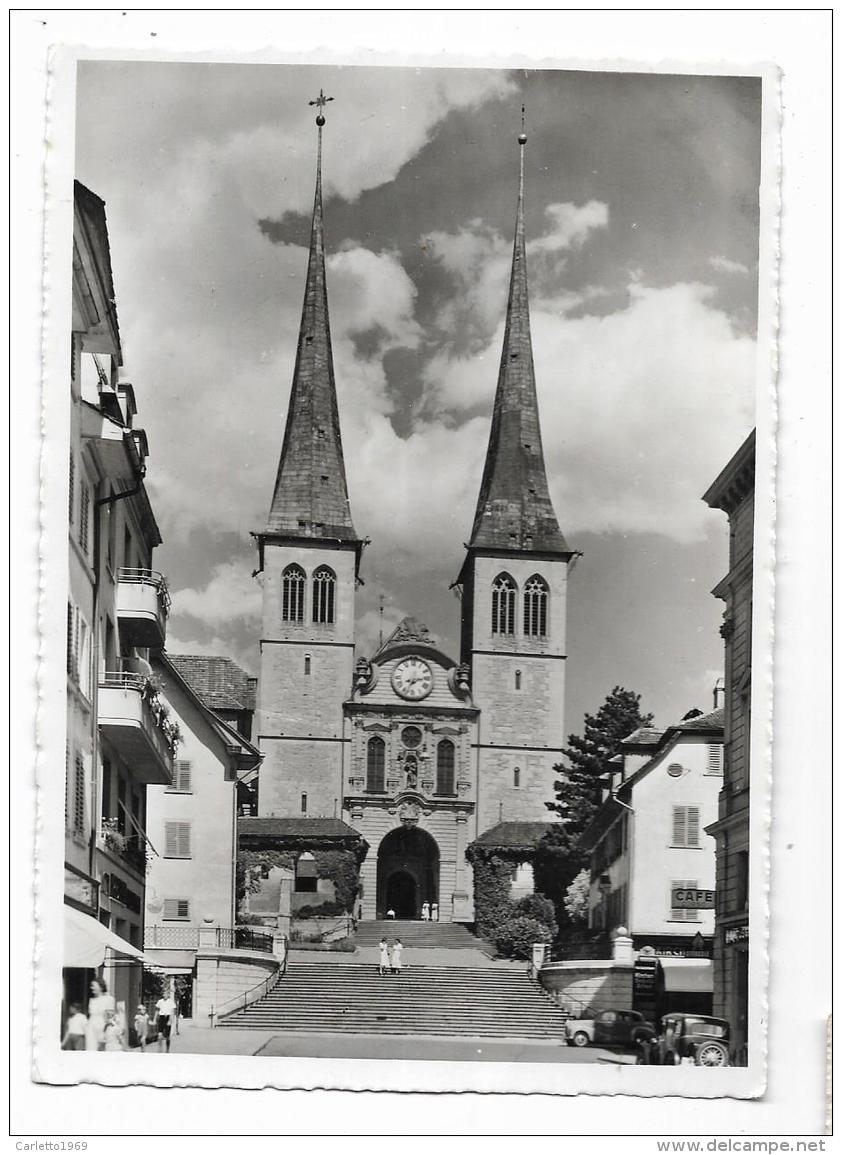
top-left (546, 685), bottom-right (654, 839)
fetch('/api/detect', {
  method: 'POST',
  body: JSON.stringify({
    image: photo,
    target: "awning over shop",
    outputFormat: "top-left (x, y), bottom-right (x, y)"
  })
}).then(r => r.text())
top-left (142, 949), bottom-right (194, 974)
top-left (64, 904), bottom-right (146, 970)
top-left (660, 957), bottom-right (713, 993)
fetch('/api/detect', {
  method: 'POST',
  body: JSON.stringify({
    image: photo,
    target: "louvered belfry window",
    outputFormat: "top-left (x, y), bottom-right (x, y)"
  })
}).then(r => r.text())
top-left (671, 805), bottom-right (701, 847)
top-left (164, 821), bottom-right (192, 858)
top-left (282, 564), bottom-right (306, 622)
top-left (366, 736), bottom-right (385, 793)
top-left (491, 573), bottom-right (516, 635)
top-left (312, 566), bottom-right (336, 624)
top-left (436, 740), bottom-right (455, 795)
top-left (523, 575), bottom-right (549, 636)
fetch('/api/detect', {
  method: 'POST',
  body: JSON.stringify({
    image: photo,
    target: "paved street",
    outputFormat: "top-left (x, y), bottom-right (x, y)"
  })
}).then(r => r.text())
top-left (167, 1022), bottom-right (635, 1064)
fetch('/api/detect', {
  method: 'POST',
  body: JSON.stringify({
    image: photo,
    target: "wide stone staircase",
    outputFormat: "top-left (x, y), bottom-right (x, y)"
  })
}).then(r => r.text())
top-left (217, 960), bottom-right (570, 1039)
top-left (352, 919), bottom-right (491, 951)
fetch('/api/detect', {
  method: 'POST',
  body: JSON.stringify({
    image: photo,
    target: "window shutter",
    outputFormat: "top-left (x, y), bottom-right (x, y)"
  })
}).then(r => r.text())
top-left (66, 603), bottom-right (76, 679)
top-left (172, 760), bottom-right (192, 792)
top-left (79, 480), bottom-right (90, 555)
top-left (163, 898), bottom-right (190, 921)
top-left (178, 822), bottom-right (191, 857)
top-left (707, 744), bottom-right (723, 774)
top-left (671, 878), bottom-right (700, 922)
top-left (671, 806), bottom-right (687, 846)
top-left (687, 807), bottom-right (700, 847)
top-left (68, 453), bottom-right (75, 525)
top-left (73, 753), bottom-right (85, 833)
top-left (164, 822), bottom-right (178, 856)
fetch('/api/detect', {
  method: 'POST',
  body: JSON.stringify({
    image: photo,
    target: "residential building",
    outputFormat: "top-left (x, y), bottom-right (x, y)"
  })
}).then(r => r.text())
top-left (703, 430), bottom-right (755, 1064)
top-left (247, 108), bottom-right (568, 922)
top-left (64, 180), bottom-right (172, 1024)
top-left (579, 706), bottom-right (724, 1012)
top-left (144, 654), bottom-right (262, 1002)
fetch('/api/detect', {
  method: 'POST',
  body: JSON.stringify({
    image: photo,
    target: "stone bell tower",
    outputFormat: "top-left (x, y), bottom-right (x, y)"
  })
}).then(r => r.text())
top-left (456, 118), bottom-right (574, 834)
top-left (255, 92), bottom-right (365, 820)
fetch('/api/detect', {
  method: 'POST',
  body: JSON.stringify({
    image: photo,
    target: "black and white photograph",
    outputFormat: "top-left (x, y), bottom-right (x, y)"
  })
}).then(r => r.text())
top-left (12, 9), bottom-right (829, 1138)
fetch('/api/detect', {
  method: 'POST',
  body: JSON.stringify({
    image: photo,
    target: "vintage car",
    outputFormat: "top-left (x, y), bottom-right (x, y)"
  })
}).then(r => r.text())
top-left (637, 1012), bottom-right (731, 1066)
top-left (565, 1008), bottom-right (655, 1048)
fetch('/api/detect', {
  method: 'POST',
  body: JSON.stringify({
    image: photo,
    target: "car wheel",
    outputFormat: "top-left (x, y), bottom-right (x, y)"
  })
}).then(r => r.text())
top-left (572, 1031), bottom-right (590, 1047)
top-left (694, 1041), bottom-right (729, 1067)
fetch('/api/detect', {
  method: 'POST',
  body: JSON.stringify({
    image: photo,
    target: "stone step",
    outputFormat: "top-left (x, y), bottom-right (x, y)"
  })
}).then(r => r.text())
top-left (218, 960), bottom-right (569, 1039)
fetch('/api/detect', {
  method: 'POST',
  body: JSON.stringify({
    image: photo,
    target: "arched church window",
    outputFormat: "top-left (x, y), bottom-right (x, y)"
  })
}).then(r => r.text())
top-left (523, 575), bottom-right (549, 637)
top-left (515, 669), bottom-right (522, 691)
top-left (366, 736), bottom-right (385, 793)
top-left (514, 767), bottom-right (521, 788)
top-left (312, 566), bottom-right (336, 624)
top-left (436, 740), bottom-right (455, 796)
top-left (282, 564), bottom-right (306, 623)
top-left (491, 573), bottom-right (517, 635)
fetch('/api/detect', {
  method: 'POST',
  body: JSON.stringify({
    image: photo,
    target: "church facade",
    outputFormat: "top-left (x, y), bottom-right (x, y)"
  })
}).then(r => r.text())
top-left (247, 106), bottom-right (573, 924)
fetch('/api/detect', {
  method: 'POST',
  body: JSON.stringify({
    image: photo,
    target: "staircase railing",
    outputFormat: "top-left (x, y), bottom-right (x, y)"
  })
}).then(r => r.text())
top-left (210, 936), bottom-right (288, 1026)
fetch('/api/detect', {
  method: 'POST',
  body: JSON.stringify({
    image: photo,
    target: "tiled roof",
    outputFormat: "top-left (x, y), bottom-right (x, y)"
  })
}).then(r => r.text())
top-left (168, 654), bottom-right (257, 712)
top-left (673, 706), bottom-right (724, 732)
top-left (621, 726), bottom-right (665, 749)
top-left (467, 141), bottom-right (569, 555)
top-left (239, 817), bottom-right (362, 840)
top-left (475, 821), bottom-right (555, 848)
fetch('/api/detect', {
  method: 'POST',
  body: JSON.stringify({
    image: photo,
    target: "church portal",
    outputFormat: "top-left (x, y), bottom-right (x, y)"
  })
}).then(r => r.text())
top-left (376, 826), bottom-right (439, 919)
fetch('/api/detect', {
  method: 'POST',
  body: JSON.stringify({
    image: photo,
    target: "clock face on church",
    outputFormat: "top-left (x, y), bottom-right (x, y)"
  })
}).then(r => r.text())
top-left (391, 656), bottom-right (434, 701)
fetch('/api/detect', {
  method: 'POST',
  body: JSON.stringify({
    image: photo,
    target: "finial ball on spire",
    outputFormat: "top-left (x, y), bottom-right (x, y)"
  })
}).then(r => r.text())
top-left (316, 114), bottom-right (325, 127)
top-left (518, 131), bottom-right (527, 145)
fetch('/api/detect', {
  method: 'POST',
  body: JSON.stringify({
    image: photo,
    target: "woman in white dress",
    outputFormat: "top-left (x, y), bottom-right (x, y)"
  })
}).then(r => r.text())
top-left (85, 978), bottom-right (115, 1051)
top-left (378, 938), bottom-right (390, 976)
top-left (421, 902), bottom-right (430, 921)
top-left (390, 939), bottom-right (403, 975)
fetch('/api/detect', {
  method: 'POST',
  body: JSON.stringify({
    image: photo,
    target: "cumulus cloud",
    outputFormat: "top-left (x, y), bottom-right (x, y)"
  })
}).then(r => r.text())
top-left (421, 201), bottom-right (609, 350)
top-left (709, 255), bottom-right (750, 275)
top-left (422, 279), bottom-right (755, 543)
top-left (170, 561), bottom-right (263, 627)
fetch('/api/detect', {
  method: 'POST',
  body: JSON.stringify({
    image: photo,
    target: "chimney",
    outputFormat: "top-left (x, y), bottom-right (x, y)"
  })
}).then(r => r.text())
top-left (713, 676), bottom-right (725, 709)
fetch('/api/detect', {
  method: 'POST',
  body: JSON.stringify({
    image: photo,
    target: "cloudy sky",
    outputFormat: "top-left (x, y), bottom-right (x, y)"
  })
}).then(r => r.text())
top-left (75, 62), bottom-right (760, 737)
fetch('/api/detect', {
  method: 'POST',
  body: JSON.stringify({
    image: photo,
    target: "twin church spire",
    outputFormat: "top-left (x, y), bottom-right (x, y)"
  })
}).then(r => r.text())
top-left (266, 99), bottom-right (567, 557)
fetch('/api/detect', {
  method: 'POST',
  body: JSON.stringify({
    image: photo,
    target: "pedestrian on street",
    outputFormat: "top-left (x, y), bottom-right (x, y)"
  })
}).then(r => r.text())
top-left (390, 938), bottom-right (403, 975)
top-left (421, 902), bottom-right (430, 921)
top-left (85, 978), bottom-right (115, 1052)
top-left (378, 938), bottom-right (390, 976)
top-left (155, 989), bottom-right (177, 1051)
top-left (61, 1004), bottom-right (87, 1050)
top-left (133, 1004), bottom-right (150, 1051)
top-left (431, 902), bottom-right (439, 922)
top-left (102, 1010), bottom-right (125, 1051)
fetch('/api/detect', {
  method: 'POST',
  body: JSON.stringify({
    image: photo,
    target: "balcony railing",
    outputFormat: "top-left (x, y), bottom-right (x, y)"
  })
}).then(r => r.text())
top-left (98, 666), bottom-right (178, 785)
top-left (116, 567), bottom-right (170, 649)
top-left (144, 925), bottom-right (275, 953)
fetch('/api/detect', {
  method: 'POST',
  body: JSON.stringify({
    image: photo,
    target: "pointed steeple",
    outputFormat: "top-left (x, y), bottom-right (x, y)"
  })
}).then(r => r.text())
top-left (468, 116), bottom-right (569, 554)
top-left (265, 93), bottom-right (357, 542)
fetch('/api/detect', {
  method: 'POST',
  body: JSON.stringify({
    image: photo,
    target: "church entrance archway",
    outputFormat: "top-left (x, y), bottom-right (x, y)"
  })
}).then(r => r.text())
top-left (376, 826), bottom-right (439, 920)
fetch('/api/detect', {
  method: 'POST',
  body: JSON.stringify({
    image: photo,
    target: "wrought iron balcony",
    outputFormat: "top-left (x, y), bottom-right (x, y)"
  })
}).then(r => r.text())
top-left (98, 666), bottom-right (178, 784)
top-left (116, 567), bottom-right (170, 649)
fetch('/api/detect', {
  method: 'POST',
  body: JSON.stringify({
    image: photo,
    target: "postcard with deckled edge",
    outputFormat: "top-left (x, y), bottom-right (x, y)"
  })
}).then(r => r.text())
top-left (34, 44), bottom-right (777, 1098)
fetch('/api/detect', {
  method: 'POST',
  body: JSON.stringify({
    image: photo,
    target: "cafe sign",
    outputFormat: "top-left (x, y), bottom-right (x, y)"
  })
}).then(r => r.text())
top-left (671, 886), bottom-right (716, 910)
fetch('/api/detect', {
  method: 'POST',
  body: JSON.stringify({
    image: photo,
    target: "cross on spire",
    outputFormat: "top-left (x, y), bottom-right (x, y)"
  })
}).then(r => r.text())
top-left (309, 88), bottom-right (334, 123)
